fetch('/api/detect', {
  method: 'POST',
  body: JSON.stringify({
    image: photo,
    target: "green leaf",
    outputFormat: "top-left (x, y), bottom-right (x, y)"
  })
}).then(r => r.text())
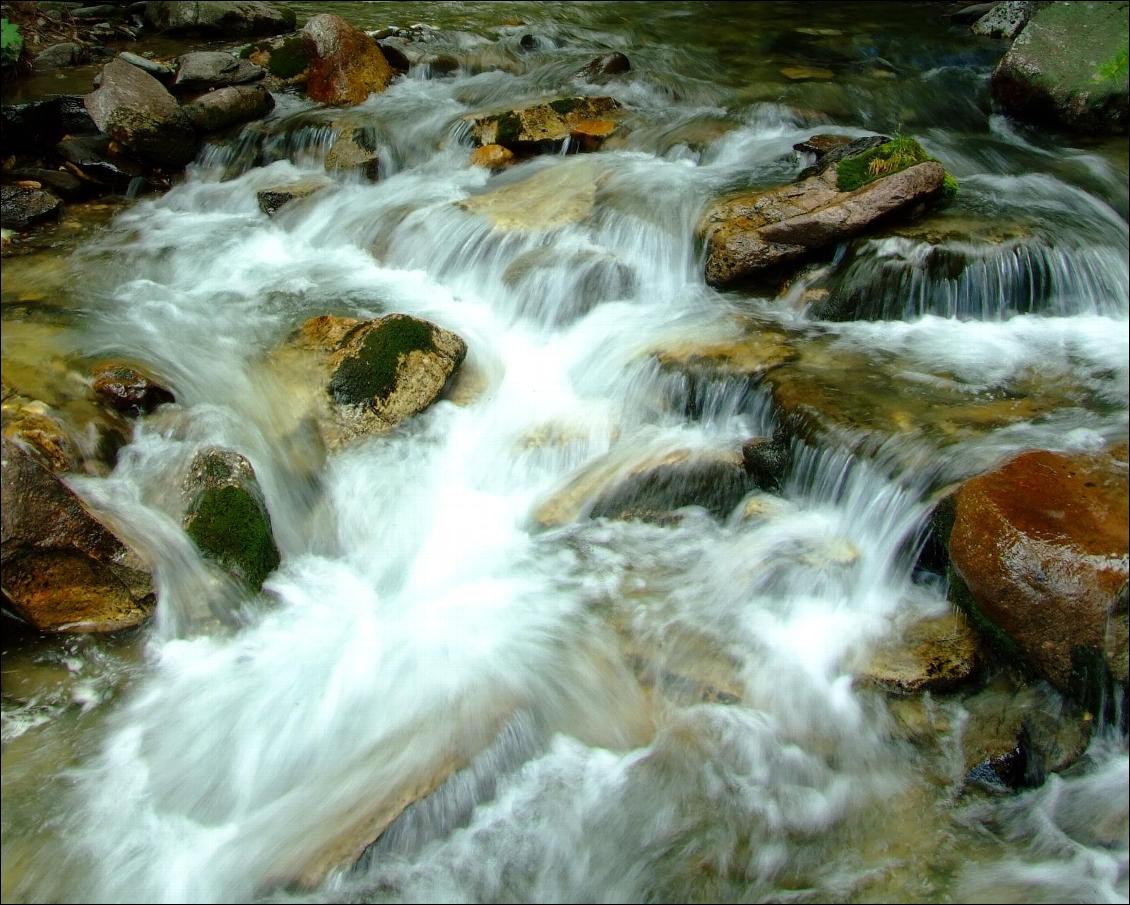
top-left (1, 18), bottom-right (23, 65)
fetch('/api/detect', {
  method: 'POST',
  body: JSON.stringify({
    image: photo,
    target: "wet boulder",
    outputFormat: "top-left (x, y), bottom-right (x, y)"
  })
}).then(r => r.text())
top-left (0, 184), bottom-right (62, 230)
top-left (702, 135), bottom-right (947, 288)
top-left (183, 448), bottom-right (280, 593)
top-left (945, 443), bottom-right (1129, 703)
top-left (302, 13), bottom-right (395, 107)
top-left (469, 143), bottom-right (515, 170)
top-left (240, 33), bottom-right (311, 86)
top-left (84, 58), bottom-right (199, 169)
top-left (1, 437), bottom-right (156, 633)
top-left (91, 362), bottom-right (175, 416)
top-left (182, 84), bottom-right (275, 133)
top-left (971, 1), bottom-right (1033, 39)
top-left (463, 96), bottom-right (621, 154)
top-left (854, 611), bottom-right (980, 695)
top-left (1, 391), bottom-right (81, 474)
top-left (33, 42), bottom-right (89, 71)
top-left (741, 436), bottom-right (791, 492)
top-left (991, 1), bottom-right (1130, 135)
top-left (533, 446), bottom-right (752, 527)
top-left (118, 52), bottom-right (176, 83)
top-left (578, 51), bottom-right (631, 83)
top-left (286, 313), bottom-right (467, 446)
top-left (256, 175), bottom-right (331, 216)
top-left (143, 1), bottom-right (296, 36)
top-left (324, 315), bottom-right (467, 426)
top-left (172, 50), bottom-right (264, 92)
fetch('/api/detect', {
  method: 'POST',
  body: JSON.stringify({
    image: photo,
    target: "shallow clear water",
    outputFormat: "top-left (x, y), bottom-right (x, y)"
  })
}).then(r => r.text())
top-left (2, 2), bottom-right (1128, 903)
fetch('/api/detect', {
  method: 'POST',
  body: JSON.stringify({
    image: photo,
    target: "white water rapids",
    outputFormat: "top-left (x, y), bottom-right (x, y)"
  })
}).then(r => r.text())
top-left (2, 5), bottom-right (1128, 903)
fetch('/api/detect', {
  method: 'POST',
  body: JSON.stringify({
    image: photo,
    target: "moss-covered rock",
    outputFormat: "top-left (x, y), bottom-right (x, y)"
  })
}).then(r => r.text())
top-left (702, 134), bottom-right (950, 289)
top-left (183, 448), bottom-right (280, 592)
top-left (242, 33), bottom-right (311, 83)
top-left (992, 1), bottom-right (1130, 134)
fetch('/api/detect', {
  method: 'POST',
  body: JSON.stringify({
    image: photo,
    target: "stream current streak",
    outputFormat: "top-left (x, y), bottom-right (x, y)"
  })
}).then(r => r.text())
top-left (4, 3), bottom-right (1129, 903)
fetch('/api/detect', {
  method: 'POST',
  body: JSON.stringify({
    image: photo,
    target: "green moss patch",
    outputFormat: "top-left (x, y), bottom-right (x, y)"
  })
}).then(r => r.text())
top-left (268, 35), bottom-right (310, 79)
top-left (329, 316), bottom-right (436, 406)
top-left (549, 97), bottom-right (578, 115)
top-left (494, 111), bottom-right (522, 144)
top-left (186, 486), bottom-right (280, 592)
top-left (837, 134), bottom-right (959, 202)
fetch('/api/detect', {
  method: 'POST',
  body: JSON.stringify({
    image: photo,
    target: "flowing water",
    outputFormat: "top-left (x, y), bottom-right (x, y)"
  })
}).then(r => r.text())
top-left (2, 2), bottom-right (1128, 902)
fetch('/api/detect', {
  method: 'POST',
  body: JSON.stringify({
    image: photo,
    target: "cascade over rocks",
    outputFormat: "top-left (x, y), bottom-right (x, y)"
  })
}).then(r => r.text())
top-left (943, 443), bottom-right (1129, 703)
top-left (302, 14), bottom-right (395, 107)
top-left (1, 437), bottom-right (156, 633)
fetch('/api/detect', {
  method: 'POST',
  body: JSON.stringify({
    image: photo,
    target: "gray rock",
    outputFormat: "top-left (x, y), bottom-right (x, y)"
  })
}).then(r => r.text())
top-left (33, 42), bottom-right (88, 70)
top-left (991, 1), bottom-right (1130, 134)
top-left (182, 83), bottom-right (274, 132)
top-left (72, 4), bottom-right (123, 18)
top-left (971, 1), bottom-right (1032, 39)
top-left (173, 50), bottom-right (264, 91)
top-left (118, 51), bottom-right (175, 82)
top-left (84, 58), bottom-right (199, 168)
top-left (0, 185), bottom-right (62, 230)
top-left (6, 167), bottom-right (86, 199)
top-left (143, 1), bottom-right (296, 36)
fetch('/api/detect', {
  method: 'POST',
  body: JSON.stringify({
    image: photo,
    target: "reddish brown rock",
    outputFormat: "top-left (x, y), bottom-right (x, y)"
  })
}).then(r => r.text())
top-left (948, 443), bottom-right (1129, 694)
top-left (92, 363), bottom-right (175, 416)
top-left (1, 438), bottom-right (155, 632)
top-left (302, 14), bottom-right (395, 107)
top-left (469, 143), bottom-right (515, 171)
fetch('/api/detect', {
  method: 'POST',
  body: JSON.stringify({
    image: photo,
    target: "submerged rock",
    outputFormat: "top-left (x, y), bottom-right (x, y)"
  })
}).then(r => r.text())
top-left (1, 437), bottom-right (155, 632)
top-left (183, 448), bottom-right (280, 593)
top-left (256, 176), bottom-right (331, 216)
top-left (91, 362), bottom-right (175, 416)
top-left (855, 611), bottom-right (980, 695)
top-left (143, 1), bottom-right (296, 37)
top-left (303, 13), bottom-right (395, 107)
top-left (578, 51), bottom-right (631, 83)
top-left (0, 185), bottom-right (62, 230)
top-left (463, 96), bottom-right (621, 153)
top-left (945, 443), bottom-right (1129, 702)
top-left (84, 58), bottom-right (198, 169)
top-left (182, 84), bottom-right (275, 133)
top-left (702, 136), bottom-right (946, 288)
top-left (325, 126), bottom-right (380, 179)
top-left (469, 143), bottom-right (515, 170)
top-left (458, 159), bottom-right (600, 230)
top-left (533, 446), bottom-right (751, 527)
top-left (991, 1), bottom-right (1130, 135)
